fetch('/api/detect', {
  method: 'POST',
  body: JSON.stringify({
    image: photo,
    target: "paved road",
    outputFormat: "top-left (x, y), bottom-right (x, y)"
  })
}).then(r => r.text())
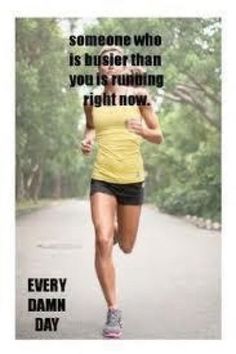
top-left (16, 199), bottom-right (221, 339)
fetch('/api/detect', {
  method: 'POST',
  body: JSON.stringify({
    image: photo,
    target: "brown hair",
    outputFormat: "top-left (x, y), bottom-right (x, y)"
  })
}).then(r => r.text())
top-left (99, 45), bottom-right (124, 56)
top-left (98, 46), bottom-right (146, 87)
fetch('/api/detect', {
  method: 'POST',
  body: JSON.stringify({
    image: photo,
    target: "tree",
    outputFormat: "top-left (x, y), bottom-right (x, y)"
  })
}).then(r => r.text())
top-left (82, 18), bottom-right (221, 220)
top-left (16, 19), bottom-right (84, 201)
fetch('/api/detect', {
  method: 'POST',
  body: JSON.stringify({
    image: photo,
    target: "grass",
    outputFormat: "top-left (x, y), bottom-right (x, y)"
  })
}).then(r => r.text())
top-left (16, 199), bottom-right (57, 217)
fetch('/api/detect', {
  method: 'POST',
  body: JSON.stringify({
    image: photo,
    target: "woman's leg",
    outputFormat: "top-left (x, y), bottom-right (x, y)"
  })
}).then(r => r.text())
top-left (116, 204), bottom-right (142, 253)
top-left (90, 192), bottom-right (118, 308)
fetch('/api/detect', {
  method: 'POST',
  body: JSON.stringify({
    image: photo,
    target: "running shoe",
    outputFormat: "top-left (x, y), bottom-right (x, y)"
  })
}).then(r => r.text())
top-left (102, 308), bottom-right (123, 338)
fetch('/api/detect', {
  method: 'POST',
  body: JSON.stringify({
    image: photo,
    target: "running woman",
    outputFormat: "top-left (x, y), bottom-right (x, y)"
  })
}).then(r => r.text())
top-left (81, 45), bottom-right (164, 338)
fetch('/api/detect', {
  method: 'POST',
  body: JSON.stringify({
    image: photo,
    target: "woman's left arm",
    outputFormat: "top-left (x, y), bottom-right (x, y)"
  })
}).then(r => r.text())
top-left (127, 88), bottom-right (164, 144)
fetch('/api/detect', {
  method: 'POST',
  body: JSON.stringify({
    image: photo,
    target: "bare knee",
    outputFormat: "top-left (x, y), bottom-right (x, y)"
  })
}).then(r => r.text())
top-left (96, 236), bottom-right (112, 252)
top-left (119, 232), bottom-right (136, 254)
top-left (120, 244), bottom-right (133, 254)
top-left (94, 225), bottom-right (113, 255)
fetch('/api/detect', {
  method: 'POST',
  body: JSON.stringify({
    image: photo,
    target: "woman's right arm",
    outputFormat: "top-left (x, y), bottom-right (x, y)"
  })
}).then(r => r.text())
top-left (81, 105), bottom-right (95, 155)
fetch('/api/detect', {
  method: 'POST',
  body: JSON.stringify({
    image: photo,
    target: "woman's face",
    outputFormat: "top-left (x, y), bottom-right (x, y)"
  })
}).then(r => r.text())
top-left (99, 50), bottom-right (125, 79)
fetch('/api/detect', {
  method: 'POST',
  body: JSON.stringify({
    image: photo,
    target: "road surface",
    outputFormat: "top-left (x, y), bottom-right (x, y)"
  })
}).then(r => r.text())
top-left (16, 199), bottom-right (221, 339)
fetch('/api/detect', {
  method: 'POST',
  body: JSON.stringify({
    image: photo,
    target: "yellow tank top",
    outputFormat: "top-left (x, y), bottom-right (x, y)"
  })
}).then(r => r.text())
top-left (91, 105), bottom-right (145, 183)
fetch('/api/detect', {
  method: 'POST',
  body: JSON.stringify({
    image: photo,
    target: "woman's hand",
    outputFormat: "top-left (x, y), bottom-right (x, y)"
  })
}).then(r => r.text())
top-left (126, 118), bottom-right (145, 137)
top-left (126, 117), bottom-right (163, 144)
top-left (81, 138), bottom-right (94, 155)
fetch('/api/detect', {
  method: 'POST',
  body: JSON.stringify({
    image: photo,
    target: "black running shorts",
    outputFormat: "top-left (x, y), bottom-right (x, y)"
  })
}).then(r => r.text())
top-left (90, 178), bottom-right (144, 205)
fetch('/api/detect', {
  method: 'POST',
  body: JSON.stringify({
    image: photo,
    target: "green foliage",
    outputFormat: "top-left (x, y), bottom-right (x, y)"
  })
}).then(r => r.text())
top-left (16, 18), bottom-right (221, 222)
top-left (16, 19), bottom-right (86, 200)
top-left (142, 105), bottom-right (221, 221)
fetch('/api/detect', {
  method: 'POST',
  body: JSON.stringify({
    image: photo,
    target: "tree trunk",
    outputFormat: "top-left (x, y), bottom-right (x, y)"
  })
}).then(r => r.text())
top-left (52, 173), bottom-right (62, 199)
top-left (31, 166), bottom-right (44, 202)
top-left (16, 156), bottom-right (26, 201)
